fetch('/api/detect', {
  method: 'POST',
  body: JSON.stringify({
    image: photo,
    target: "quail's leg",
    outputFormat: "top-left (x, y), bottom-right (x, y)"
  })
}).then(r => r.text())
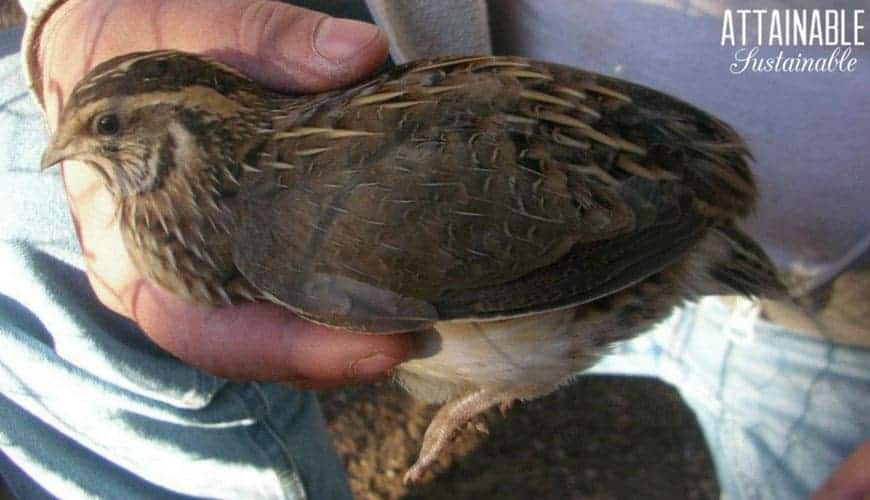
top-left (404, 388), bottom-right (517, 484)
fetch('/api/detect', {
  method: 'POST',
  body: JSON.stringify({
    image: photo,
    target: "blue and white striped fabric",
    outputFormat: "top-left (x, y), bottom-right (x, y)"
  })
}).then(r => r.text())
top-left (0, 27), bottom-right (350, 500)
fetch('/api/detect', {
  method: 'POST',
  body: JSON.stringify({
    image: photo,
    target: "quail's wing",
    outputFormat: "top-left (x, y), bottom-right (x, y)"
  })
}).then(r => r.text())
top-left (232, 57), bottom-right (753, 332)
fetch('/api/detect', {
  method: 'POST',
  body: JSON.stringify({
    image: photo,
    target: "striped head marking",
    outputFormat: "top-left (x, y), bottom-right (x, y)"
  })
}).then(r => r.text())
top-left (41, 51), bottom-right (260, 198)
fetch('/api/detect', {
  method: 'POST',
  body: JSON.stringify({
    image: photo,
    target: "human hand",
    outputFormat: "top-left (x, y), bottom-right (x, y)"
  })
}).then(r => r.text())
top-left (33, 0), bottom-right (411, 387)
top-left (813, 440), bottom-right (870, 500)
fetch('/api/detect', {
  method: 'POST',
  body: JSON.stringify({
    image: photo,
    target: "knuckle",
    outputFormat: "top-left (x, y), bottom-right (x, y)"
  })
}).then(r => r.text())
top-left (237, 1), bottom-right (319, 58)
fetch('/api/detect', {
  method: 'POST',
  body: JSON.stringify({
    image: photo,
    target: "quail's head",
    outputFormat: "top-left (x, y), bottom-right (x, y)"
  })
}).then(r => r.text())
top-left (41, 51), bottom-right (268, 198)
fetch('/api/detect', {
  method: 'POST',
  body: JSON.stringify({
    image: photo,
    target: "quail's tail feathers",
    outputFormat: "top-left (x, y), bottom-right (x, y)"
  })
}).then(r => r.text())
top-left (683, 223), bottom-right (787, 300)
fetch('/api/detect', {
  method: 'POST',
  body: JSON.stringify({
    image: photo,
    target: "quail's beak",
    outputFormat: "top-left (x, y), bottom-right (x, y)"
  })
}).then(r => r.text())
top-left (40, 136), bottom-right (70, 170)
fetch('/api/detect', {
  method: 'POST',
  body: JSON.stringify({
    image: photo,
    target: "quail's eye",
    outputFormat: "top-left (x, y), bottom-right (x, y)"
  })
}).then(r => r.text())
top-left (94, 113), bottom-right (121, 136)
top-left (141, 59), bottom-right (169, 79)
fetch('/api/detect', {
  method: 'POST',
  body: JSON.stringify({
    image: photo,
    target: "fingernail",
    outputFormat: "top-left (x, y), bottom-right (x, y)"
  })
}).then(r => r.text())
top-left (314, 17), bottom-right (382, 62)
top-left (346, 353), bottom-right (399, 380)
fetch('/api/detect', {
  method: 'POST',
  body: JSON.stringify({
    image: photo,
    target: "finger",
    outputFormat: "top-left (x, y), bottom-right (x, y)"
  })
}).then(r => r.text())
top-left (153, 0), bottom-right (389, 92)
top-left (61, 165), bottom-right (136, 316)
top-left (41, 0), bottom-right (387, 99)
top-left (813, 441), bottom-right (870, 500)
top-left (129, 280), bottom-right (412, 383)
top-left (197, 0), bottom-right (389, 92)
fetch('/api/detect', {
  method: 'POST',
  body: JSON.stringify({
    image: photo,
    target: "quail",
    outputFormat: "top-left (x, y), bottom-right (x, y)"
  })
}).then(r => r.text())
top-left (42, 50), bottom-right (785, 482)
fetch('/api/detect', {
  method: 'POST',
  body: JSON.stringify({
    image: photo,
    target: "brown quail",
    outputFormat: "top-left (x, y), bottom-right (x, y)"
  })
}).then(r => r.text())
top-left (42, 50), bottom-right (785, 482)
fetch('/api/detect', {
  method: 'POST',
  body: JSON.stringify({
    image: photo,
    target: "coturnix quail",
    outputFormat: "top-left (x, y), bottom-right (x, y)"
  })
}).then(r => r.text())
top-left (42, 51), bottom-right (785, 482)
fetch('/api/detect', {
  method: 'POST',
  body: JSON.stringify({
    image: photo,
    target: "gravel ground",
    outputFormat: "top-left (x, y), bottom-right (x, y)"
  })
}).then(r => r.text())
top-left (320, 376), bottom-right (719, 500)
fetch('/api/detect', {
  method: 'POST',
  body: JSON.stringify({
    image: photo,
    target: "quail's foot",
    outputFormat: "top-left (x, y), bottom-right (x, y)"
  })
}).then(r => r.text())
top-left (405, 388), bottom-right (525, 484)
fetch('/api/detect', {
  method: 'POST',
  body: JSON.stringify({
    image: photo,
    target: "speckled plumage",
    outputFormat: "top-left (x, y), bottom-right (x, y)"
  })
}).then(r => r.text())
top-left (44, 51), bottom-right (784, 482)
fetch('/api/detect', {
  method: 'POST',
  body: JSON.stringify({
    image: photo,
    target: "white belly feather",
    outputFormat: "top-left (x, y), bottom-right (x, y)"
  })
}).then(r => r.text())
top-left (397, 309), bottom-right (600, 403)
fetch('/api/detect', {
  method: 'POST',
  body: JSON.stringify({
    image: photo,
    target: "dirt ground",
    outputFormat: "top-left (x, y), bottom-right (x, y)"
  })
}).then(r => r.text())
top-left (319, 376), bottom-right (719, 500)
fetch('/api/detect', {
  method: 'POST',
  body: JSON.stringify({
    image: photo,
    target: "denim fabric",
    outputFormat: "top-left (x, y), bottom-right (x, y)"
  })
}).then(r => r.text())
top-left (0, 27), bottom-right (350, 500)
top-left (590, 297), bottom-right (870, 500)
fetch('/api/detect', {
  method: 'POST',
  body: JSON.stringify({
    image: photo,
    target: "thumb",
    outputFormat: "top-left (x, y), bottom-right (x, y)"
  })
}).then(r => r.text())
top-left (182, 0), bottom-right (389, 91)
top-left (39, 0), bottom-right (388, 119)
